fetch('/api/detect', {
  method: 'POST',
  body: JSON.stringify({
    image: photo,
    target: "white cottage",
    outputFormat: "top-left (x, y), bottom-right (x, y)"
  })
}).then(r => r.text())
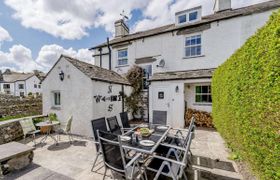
top-left (90, 0), bottom-right (280, 128)
top-left (42, 55), bottom-right (131, 137)
top-left (0, 70), bottom-right (42, 97)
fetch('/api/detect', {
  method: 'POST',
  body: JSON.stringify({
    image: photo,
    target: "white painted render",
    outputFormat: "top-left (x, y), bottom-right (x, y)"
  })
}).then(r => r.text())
top-left (93, 8), bottom-right (275, 127)
top-left (42, 57), bottom-right (130, 137)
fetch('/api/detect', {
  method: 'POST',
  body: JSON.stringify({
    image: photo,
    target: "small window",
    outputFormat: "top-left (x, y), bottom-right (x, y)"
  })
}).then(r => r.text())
top-left (117, 49), bottom-right (128, 66)
top-left (189, 11), bottom-right (198, 21)
top-left (185, 35), bottom-right (202, 58)
top-left (20, 92), bottom-right (24, 97)
top-left (178, 14), bottom-right (187, 24)
top-left (34, 84), bottom-right (37, 88)
top-left (158, 92), bottom-right (164, 99)
top-left (53, 92), bottom-right (61, 106)
top-left (3, 84), bottom-right (10, 89)
top-left (38, 84), bottom-right (41, 89)
top-left (18, 84), bottom-right (24, 89)
top-left (195, 85), bottom-right (212, 103)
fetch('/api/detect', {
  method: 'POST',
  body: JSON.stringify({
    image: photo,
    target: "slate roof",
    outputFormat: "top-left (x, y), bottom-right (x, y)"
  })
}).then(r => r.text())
top-left (150, 68), bottom-right (215, 81)
top-left (90, 0), bottom-right (280, 50)
top-left (1, 72), bottom-right (34, 83)
top-left (62, 55), bottom-right (130, 85)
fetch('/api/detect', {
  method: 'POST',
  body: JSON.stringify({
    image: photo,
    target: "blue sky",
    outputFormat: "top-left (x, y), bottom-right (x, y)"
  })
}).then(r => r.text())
top-left (0, 0), bottom-right (267, 72)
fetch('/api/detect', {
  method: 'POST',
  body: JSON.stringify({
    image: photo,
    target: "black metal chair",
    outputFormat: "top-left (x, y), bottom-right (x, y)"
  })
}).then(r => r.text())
top-left (107, 116), bottom-right (122, 135)
top-left (97, 130), bottom-right (146, 180)
top-left (91, 117), bottom-right (108, 172)
top-left (145, 131), bottom-right (194, 180)
top-left (120, 112), bottom-right (130, 128)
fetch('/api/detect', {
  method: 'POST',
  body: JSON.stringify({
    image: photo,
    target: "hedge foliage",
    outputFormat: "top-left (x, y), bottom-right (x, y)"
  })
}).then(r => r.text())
top-left (212, 10), bottom-right (280, 180)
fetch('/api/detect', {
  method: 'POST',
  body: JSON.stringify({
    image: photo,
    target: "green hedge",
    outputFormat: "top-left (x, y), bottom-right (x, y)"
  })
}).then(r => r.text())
top-left (212, 10), bottom-right (280, 180)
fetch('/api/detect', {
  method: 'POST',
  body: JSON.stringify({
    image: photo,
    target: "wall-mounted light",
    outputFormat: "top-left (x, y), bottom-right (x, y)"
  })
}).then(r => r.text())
top-left (175, 85), bottom-right (179, 93)
top-left (59, 71), bottom-right (64, 81)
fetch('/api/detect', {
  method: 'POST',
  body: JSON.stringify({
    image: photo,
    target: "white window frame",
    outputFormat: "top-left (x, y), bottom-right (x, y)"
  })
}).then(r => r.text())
top-left (188, 10), bottom-right (199, 22)
top-left (117, 48), bottom-right (128, 66)
top-left (18, 84), bottom-right (24, 89)
top-left (184, 34), bottom-right (202, 58)
top-left (195, 85), bottom-right (212, 104)
top-left (52, 91), bottom-right (61, 107)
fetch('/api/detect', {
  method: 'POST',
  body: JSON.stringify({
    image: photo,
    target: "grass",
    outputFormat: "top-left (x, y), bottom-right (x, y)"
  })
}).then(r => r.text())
top-left (0, 113), bottom-right (41, 122)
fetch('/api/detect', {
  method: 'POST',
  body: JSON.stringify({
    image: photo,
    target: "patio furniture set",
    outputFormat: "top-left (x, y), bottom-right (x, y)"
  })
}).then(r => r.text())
top-left (19, 116), bottom-right (73, 146)
top-left (91, 112), bottom-right (196, 180)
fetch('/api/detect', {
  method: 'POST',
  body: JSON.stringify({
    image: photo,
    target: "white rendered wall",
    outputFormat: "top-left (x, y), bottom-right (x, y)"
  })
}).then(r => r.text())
top-left (42, 57), bottom-right (94, 137)
top-left (25, 75), bottom-right (42, 95)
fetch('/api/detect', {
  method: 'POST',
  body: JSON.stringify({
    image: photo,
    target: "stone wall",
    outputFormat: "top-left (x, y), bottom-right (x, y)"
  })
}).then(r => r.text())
top-left (0, 121), bottom-right (23, 145)
top-left (0, 94), bottom-right (42, 118)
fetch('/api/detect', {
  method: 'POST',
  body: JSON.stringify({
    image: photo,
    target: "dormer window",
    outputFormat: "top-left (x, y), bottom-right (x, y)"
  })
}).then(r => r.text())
top-left (176, 6), bottom-right (201, 25)
top-left (189, 11), bottom-right (198, 21)
top-left (178, 14), bottom-right (187, 24)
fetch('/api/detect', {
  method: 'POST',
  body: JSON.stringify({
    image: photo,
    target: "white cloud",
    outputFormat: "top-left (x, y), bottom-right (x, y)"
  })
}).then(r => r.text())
top-left (0, 26), bottom-right (12, 47)
top-left (0, 44), bottom-right (93, 72)
top-left (4, 0), bottom-right (148, 40)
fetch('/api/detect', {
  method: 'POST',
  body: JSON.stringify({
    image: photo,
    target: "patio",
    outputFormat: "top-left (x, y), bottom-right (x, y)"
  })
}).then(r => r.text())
top-left (3, 128), bottom-right (242, 180)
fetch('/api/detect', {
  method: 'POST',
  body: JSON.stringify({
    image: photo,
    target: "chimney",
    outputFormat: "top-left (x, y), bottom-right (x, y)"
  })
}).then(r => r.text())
top-left (214, 0), bottom-right (231, 13)
top-left (114, 19), bottom-right (129, 38)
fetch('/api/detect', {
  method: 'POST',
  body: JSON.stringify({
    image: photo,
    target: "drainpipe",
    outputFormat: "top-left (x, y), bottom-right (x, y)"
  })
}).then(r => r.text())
top-left (121, 85), bottom-right (124, 113)
top-left (107, 37), bottom-right (112, 70)
top-left (98, 47), bottom-right (102, 68)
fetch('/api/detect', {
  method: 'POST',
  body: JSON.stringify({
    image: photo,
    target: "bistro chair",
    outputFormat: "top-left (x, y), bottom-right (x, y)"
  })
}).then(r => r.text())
top-left (19, 117), bottom-right (41, 146)
top-left (56, 116), bottom-right (73, 143)
top-left (107, 116), bottom-right (122, 135)
top-left (145, 131), bottom-right (194, 180)
top-left (97, 130), bottom-right (147, 180)
top-left (91, 117), bottom-right (108, 172)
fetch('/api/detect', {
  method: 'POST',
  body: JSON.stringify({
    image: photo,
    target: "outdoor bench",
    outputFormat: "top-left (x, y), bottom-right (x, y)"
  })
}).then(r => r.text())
top-left (0, 142), bottom-right (34, 176)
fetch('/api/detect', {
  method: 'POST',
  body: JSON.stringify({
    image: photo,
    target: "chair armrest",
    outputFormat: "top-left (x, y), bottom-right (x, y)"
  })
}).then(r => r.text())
top-left (125, 153), bottom-right (142, 168)
top-left (152, 155), bottom-right (186, 167)
top-left (171, 128), bottom-right (188, 132)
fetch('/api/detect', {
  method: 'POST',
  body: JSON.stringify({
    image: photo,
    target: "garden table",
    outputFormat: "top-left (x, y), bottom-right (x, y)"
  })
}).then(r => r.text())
top-left (35, 121), bottom-right (60, 145)
top-left (121, 124), bottom-right (170, 154)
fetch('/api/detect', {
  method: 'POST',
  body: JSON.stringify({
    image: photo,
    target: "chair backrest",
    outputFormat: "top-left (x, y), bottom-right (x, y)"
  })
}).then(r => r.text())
top-left (107, 116), bottom-right (121, 134)
top-left (64, 116), bottom-right (73, 132)
top-left (97, 130), bottom-right (126, 173)
top-left (19, 118), bottom-right (36, 135)
top-left (119, 112), bottom-right (130, 128)
top-left (91, 117), bottom-right (107, 143)
top-left (182, 116), bottom-right (195, 147)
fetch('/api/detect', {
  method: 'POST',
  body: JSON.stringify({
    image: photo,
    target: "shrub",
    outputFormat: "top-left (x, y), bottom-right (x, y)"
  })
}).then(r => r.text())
top-left (212, 10), bottom-right (280, 180)
top-left (124, 65), bottom-right (144, 119)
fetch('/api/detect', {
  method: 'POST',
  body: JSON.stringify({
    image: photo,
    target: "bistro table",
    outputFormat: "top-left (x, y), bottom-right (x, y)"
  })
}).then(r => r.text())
top-left (121, 124), bottom-right (171, 154)
top-left (35, 121), bottom-right (60, 145)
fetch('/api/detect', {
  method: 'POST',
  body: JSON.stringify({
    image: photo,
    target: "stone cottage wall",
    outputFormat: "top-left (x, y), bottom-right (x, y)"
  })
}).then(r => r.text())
top-left (0, 120), bottom-right (23, 145)
top-left (0, 94), bottom-right (42, 117)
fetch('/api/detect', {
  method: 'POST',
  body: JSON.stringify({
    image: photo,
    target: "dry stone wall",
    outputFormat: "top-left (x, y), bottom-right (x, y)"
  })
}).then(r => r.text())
top-left (0, 94), bottom-right (42, 118)
top-left (0, 121), bottom-right (23, 145)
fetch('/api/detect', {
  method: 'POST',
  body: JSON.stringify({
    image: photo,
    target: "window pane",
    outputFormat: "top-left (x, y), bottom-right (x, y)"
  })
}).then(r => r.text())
top-left (185, 38), bottom-right (191, 46)
top-left (195, 86), bottom-right (201, 93)
top-left (191, 47), bottom-right (196, 56)
top-left (118, 59), bottom-right (128, 65)
top-left (196, 46), bottom-right (201, 55)
top-left (189, 11), bottom-right (198, 21)
top-left (178, 14), bottom-right (186, 23)
top-left (196, 36), bottom-right (201, 44)
top-left (191, 38), bottom-right (196, 45)
top-left (202, 86), bottom-right (208, 93)
top-left (208, 86), bottom-right (211, 93)
top-left (202, 95), bottom-right (208, 102)
top-left (185, 47), bottom-right (191, 57)
top-left (208, 95), bottom-right (212, 102)
top-left (195, 95), bottom-right (201, 102)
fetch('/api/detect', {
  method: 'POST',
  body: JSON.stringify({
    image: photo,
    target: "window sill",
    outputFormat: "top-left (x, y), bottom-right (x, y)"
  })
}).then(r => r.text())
top-left (193, 103), bottom-right (212, 106)
top-left (51, 106), bottom-right (61, 110)
top-left (183, 55), bottom-right (205, 59)
top-left (115, 65), bottom-right (129, 68)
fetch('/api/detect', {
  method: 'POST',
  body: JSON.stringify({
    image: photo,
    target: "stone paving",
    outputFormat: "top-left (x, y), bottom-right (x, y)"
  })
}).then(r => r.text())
top-left (3, 128), bottom-right (243, 180)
